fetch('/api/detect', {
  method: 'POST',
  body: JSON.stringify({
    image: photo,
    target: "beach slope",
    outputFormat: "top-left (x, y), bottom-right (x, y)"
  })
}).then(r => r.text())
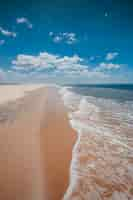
top-left (40, 87), bottom-right (76, 200)
top-left (0, 86), bottom-right (76, 200)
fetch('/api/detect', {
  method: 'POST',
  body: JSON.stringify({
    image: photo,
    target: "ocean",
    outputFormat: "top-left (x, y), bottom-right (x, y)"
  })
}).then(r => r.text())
top-left (59, 84), bottom-right (133, 199)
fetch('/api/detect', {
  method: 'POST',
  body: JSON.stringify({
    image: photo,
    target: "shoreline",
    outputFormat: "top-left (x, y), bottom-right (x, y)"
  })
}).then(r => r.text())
top-left (0, 85), bottom-right (133, 199)
top-left (0, 85), bottom-right (77, 200)
top-left (40, 86), bottom-right (77, 200)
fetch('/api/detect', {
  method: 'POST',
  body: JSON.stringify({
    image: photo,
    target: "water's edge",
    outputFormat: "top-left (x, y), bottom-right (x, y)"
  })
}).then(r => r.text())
top-left (59, 86), bottom-right (133, 200)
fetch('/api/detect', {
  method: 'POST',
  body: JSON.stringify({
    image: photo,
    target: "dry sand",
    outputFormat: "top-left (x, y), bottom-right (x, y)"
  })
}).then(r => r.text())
top-left (0, 84), bottom-right (44, 105)
top-left (0, 86), bottom-right (76, 200)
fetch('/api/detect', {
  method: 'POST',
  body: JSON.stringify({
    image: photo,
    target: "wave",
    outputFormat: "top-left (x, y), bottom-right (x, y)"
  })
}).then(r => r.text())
top-left (59, 86), bottom-right (133, 200)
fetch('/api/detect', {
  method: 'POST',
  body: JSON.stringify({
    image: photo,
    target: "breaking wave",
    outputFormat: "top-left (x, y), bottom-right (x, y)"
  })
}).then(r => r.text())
top-left (59, 86), bottom-right (133, 200)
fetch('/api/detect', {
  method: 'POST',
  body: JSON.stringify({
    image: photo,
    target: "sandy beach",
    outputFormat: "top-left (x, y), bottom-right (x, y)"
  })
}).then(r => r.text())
top-left (0, 85), bottom-right (76, 200)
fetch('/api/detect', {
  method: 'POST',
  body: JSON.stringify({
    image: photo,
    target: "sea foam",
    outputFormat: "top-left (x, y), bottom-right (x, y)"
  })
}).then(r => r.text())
top-left (59, 86), bottom-right (133, 200)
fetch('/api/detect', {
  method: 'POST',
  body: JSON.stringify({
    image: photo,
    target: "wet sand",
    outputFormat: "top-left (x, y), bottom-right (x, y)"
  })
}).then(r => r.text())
top-left (0, 86), bottom-right (76, 200)
top-left (40, 87), bottom-right (76, 200)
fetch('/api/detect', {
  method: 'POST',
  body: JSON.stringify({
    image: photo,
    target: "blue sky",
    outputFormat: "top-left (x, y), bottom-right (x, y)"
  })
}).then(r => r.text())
top-left (0, 0), bottom-right (133, 83)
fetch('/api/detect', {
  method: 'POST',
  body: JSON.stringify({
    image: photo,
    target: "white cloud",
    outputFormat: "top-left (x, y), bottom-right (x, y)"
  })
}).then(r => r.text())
top-left (53, 36), bottom-right (62, 43)
top-left (0, 27), bottom-right (16, 37)
top-left (16, 17), bottom-right (33, 29)
top-left (49, 32), bottom-right (78, 44)
top-left (96, 62), bottom-right (121, 71)
top-left (11, 51), bottom-right (110, 84)
top-left (0, 40), bottom-right (5, 45)
top-left (0, 47), bottom-right (131, 84)
top-left (64, 32), bottom-right (77, 44)
top-left (12, 52), bottom-right (84, 71)
top-left (49, 32), bottom-right (54, 36)
top-left (0, 50), bottom-right (131, 84)
top-left (106, 52), bottom-right (119, 61)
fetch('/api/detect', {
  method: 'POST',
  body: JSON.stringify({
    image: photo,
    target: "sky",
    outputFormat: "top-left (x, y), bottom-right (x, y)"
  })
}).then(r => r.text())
top-left (0, 0), bottom-right (133, 84)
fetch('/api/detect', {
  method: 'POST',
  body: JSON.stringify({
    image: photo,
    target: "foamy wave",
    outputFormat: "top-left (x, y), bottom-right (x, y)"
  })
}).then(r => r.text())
top-left (59, 87), bottom-right (133, 200)
top-left (59, 87), bottom-right (81, 110)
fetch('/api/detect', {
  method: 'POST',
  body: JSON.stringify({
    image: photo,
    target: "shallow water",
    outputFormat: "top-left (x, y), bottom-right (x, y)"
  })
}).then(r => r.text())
top-left (59, 86), bottom-right (133, 200)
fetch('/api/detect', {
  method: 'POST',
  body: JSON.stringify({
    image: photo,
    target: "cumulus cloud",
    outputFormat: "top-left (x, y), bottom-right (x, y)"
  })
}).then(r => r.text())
top-left (12, 52), bottom-right (86, 73)
top-left (11, 51), bottom-right (109, 83)
top-left (49, 32), bottom-right (78, 44)
top-left (16, 17), bottom-right (33, 29)
top-left (0, 27), bottom-right (16, 37)
top-left (0, 49), bottom-right (130, 83)
top-left (64, 32), bottom-right (77, 44)
top-left (53, 36), bottom-right (62, 43)
top-left (106, 52), bottom-right (119, 61)
top-left (49, 32), bottom-right (53, 36)
top-left (96, 62), bottom-right (121, 71)
top-left (12, 53), bottom-right (58, 70)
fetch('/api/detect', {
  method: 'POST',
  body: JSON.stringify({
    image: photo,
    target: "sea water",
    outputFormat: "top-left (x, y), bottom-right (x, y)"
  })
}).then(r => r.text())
top-left (59, 84), bottom-right (133, 200)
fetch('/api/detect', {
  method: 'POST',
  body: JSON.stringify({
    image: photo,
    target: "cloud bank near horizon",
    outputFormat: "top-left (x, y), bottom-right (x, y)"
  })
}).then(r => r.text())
top-left (0, 51), bottom-right (131, 84)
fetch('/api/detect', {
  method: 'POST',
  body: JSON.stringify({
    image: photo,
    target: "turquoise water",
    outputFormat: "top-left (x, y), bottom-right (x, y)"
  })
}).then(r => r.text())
top-left (60, 86), bottom-right (133, 199)
top-left (70, 84), bottom-right (133, 102)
